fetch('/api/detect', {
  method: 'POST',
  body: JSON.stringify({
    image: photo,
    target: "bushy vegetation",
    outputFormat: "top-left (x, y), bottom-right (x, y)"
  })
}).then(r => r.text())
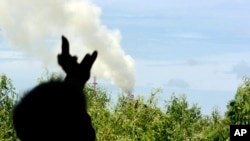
top-left (0, 74), bottom-right (17, 140)
top-left (1, 73), bottom-right (250, 140)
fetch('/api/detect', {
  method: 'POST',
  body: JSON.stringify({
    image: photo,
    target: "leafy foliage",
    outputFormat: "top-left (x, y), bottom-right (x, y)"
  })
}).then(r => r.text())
top-left (0, 74), bottom-right (18, 140)
top-left (1, 73), bottom-right (250, 140)
top-left (226, 77), bottom-right (250, 125)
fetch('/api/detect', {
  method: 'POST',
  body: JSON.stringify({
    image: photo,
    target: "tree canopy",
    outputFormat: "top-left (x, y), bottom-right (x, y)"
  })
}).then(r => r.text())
top-left (0, 73), bottom-right (249, 140)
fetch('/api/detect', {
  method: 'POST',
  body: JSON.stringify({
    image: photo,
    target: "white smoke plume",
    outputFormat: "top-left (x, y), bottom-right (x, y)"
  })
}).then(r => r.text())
top-left (0, 0), bottom-right (135, 93)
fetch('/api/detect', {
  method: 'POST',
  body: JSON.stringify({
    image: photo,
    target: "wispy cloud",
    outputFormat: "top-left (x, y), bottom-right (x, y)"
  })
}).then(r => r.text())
top-left (186, 59), bottom-right (201, 66)
top-left (166, 79), bottom-right (189, 88)
top-left (231, 61), bottom-right (250, 78)
top-left (172, 32), bottom-right (206, 39)
top-left (141, 59), bottom-right (206, 67)
top-left (136, 51), bottom-right (250, 91)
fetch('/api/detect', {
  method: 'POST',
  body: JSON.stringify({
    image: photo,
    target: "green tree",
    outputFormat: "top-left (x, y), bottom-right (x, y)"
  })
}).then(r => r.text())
top-left (99, 88), bottom-right (167, 141)
top-left (163, 94), bottom-right (204, 141)
top-left (226, 77), bottom-right (250, 125)
top-left (85, 85), bottom-right (112, 140)
top-left (202, 107), bottom-right (229, 141)
top-left (0, 74), bottom-right (18, 140)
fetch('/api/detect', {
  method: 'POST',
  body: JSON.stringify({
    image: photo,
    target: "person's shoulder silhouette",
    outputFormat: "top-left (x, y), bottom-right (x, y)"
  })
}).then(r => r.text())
top-left (12, 36), bottom-right (97, 141)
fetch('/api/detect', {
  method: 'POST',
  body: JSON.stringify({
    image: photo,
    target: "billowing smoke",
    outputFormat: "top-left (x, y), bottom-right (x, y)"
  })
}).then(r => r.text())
top-left (0, 0), bottom-right (135, 93)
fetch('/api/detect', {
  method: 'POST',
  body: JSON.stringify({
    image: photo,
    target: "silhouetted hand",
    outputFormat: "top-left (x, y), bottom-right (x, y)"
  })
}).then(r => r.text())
top-left (58, 36), bottom-right (97, 90)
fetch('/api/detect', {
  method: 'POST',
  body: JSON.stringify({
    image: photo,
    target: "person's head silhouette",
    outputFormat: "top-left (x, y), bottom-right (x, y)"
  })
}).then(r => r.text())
top-left (12, 36), bottom-right (97, 141)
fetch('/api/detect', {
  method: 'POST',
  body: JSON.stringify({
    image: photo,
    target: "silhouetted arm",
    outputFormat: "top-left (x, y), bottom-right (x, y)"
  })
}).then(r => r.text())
top-left (57, 36), bottom-right (97, 90)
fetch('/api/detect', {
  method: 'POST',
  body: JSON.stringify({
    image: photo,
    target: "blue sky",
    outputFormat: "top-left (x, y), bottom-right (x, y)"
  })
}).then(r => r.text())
top-left (1, 0), bottom-right (250, 115)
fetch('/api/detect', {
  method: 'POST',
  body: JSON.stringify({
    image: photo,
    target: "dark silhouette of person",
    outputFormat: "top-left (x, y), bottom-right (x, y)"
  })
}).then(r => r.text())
top-left (12, 36), bottom-right (97, 141)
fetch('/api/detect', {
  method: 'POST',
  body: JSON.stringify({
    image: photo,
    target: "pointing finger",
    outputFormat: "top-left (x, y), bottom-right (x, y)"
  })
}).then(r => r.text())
top-left (61, 35), bottom-right (70, 56)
